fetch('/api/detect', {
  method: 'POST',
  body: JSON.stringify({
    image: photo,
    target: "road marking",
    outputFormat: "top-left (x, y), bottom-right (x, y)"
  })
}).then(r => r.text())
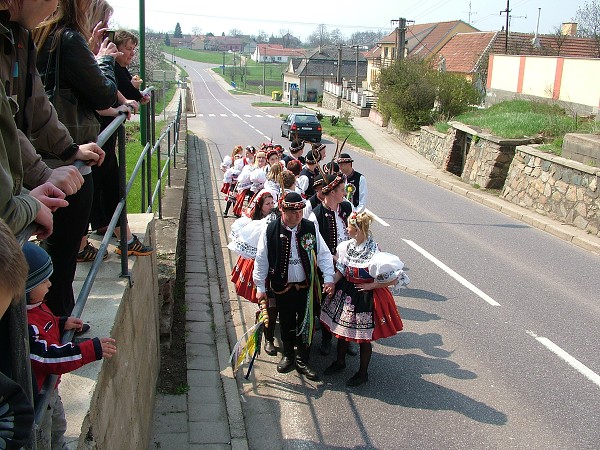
top-left (244, 114), bottom-right (252, 117)
top-left (255, 115), bottom-right (263, 117)
top-left (364, 208), bottom-right (389, 227)
top-left (208, 113), bottom-right (215, 117)
top-left (198, 114), bottom-right (204, 117)
top-left (402, 239), bottom-right (501, 307)
top-left (526, 330), bottom-right (600, 389)
top-left (220, 113), bottom-right (227, 117)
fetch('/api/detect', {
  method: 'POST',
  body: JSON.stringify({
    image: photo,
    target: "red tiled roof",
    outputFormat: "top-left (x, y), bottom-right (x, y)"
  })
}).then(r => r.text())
top-left (379, 20), bottom-right (479, 59)
top-left (491, 32), bottom-right (599, 58)
top-left (258, 44), bottom-right (305, 57)
top-left (438, 31), bottom-right (499, 73)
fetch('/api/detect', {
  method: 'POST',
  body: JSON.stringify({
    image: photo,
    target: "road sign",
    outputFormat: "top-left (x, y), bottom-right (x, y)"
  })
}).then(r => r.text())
top-left (152, 70), bottom-right (176, 81)
top-left (290, 83), bottom-right (298, 90)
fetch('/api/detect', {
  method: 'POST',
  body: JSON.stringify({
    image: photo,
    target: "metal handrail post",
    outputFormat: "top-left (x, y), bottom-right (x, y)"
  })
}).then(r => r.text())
top-left (146, 99), bottom-right (153, 212)
top-left (167, 124), bottom-right (171, 187)
top-left (157, 138), bottom-right (162, 219)
top-left (117, 125), bottom-right (130, 277)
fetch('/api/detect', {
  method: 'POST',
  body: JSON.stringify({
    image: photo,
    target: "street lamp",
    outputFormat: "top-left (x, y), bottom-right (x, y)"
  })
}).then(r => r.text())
top-left (222, 51), bottom-right (225, 74)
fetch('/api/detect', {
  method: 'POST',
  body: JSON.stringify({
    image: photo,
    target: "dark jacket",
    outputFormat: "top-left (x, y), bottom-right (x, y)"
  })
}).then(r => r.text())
top-left (0, 14), bottom-right (77, 186)
top-left (36, 28), bottom-right (118, 150)
top-left (115, 64), bottom-right (143, 101)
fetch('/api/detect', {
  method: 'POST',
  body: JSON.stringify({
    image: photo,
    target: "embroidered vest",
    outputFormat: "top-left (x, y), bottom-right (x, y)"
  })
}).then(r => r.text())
top-left (312, 202), bottom-right (352, 254)
top-left (265, 218), bottom-right (315, 292)
top-left (299, 167), bottom-right (316, 197)
top-left (346, 170), bottom-right (363, 207)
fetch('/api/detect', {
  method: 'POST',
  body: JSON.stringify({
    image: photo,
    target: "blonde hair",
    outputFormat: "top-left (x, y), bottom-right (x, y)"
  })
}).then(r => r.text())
top-left (281, 170), bottom-right (296, 189)
top-left (266, 162), bottom-right (282, 181)
top-left (0, 220), bottom-right (28, 303)
top-left (348, 212), bottom-right (373, 238)
top-left (33, 0), bottom-right (94, 51)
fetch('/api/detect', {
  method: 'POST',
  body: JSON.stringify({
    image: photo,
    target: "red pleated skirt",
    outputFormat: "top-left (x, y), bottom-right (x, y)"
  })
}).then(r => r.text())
top-left (231, 256), bottom-right (258, 303)
top-left (232, 189), bottom-right (250, 217)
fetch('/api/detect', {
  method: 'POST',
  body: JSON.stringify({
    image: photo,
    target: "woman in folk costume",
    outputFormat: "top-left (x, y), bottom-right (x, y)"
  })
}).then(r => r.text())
top-left (221, 147), bottom-right (244, 217)
top-left (321, 212), bottom-right (409, 386)
top-left (229, 190), bottom-right (280, 355)
top-left (221, 145), bottom-right (243, 173)
top-left (233, 150), bottom-right (266, 217)
top-left (263, 163), bottom-right (284, 202)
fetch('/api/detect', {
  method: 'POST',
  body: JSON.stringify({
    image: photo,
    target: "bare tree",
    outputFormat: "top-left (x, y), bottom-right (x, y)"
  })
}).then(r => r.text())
top-left (191, 26), bottom-right (201, 36)
top-left (348, 30), bottom-right (386, 46)
top-left (256, 29), bottom-right (268, 43)
top-left (551, 26), bottom-right (569, 55)
top-left (229, 28), bottom-right (243, 37)
top-left (307, 24), bottom-right (331, 47)
top-left (574, 0), bottom-right (600, 56)
top-left (330, 28), bottom-right (345, 45)
top-left (279, 28), bottom-right (292, 47)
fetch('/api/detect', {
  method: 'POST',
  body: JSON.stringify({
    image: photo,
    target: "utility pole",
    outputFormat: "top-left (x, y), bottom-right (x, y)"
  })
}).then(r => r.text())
top-left (354, 45), bottom-right (359, 90)
top-left (336, 44), bottom-right (342, 84)
top-left (391, 18), bottom-right (407, 60)
top-left (500, 0), bottom-right (511, 53)
top-left (466, 1), bottom-right (478, 24)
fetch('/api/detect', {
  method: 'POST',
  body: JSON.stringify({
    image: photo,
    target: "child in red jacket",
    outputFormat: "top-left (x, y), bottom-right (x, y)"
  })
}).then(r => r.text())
top-left (23, 242), bottom-right (116, 449)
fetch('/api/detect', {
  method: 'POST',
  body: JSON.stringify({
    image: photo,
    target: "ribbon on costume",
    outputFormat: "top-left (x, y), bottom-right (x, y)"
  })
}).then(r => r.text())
top-left (229, 309), bottom-right (267, 378)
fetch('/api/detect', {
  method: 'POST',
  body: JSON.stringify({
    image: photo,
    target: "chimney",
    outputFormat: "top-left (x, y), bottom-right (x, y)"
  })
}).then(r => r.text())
top-left (561, 22), bottom-right (577, 36)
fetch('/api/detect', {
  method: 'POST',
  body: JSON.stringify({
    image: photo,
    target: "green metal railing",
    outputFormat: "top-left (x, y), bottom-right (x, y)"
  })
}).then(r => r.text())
top-left (6, 87), bottom-right (183, 448)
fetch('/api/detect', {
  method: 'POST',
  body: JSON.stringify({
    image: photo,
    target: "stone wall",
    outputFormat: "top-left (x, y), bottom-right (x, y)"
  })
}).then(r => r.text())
top-left (562, 133), bottom-right (600, 167)
top-left (368, 109), bottom-right (387, 127)
top-left (77, 220), bottom-right (160, 449)
top-left (502, 146), bottom-right (600, 236)
top-left (417, 126), bottom-right (452, 169)
top-left (461, 136), bottom-right (517, 189)
top-left (385, 120), bottom-right (422, 150)
top-left (322, 91), bottom-right (340, 111)
top-left (339, 98), bottom-right (370, 118)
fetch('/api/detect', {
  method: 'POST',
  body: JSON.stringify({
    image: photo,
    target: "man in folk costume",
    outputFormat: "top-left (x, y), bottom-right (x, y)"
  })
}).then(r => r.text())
top-left (283, 139), bottom-right (305, 166)
top-left (303, 174), bottom-right (324, 219)
top-left (337, 153), bottom-right (367, 212)
top-left (297, 149), bottom-right (319, 198)
top-left (254, 192), bottom-right (335, 381)
top-left (308, 173), bottom-right (354, 356)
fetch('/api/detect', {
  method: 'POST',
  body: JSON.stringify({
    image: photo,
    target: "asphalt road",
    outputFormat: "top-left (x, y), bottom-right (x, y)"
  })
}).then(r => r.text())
top-left (181, 56), bottom-right (600, 449)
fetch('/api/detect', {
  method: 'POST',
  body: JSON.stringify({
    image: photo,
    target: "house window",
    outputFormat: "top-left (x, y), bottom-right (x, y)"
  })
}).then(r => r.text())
top-left (384, 47), bottom-right (388, 59)
top-left (392, 48), bottom-right (396, 59)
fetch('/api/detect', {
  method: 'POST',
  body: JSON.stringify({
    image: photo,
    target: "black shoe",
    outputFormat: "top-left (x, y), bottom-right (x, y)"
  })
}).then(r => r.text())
top-left (277, 355), bottom-right (295, 373)
top-left (346, 372), bottom-right (368, 387)
top-left (264, 340), bottom-right (277, 356)
top-left (346, 342), bottom-right (358, 356)
top-left (319, 339), bottom-right (332, 356)
top-left (323, 361), bottom-right (346, 375)
top-left (295, 361), bottom-right (320, 381)
top-left (75, 323), bottom-right (91, 335)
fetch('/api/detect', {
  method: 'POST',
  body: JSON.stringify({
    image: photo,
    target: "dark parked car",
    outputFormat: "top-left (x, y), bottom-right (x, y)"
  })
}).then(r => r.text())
top-left (280, 113), bottom-right (322, 142)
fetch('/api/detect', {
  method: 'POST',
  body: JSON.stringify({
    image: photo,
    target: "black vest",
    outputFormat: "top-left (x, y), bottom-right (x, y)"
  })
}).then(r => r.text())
top-left (346, 170), bottom-right (363, 207)
top-left (312, 202), bottom-right (352, 254)
top-left (298, 166), bottom-right (317, 197)
top-left (265, 218), bottom-right (316, 292)
top-left (308, 193), bottom-right (321, 210)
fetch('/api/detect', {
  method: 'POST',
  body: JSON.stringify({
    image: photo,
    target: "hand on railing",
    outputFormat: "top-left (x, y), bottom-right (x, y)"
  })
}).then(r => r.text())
top-left (30, 182), bottom-right (69, 239)
top-left (123, 99), bottom-right (139, 114)
top-left (45, 165), bottom-right (84, 196)
top-left (115, 104), bottom-right (132, 120)
top-left (73, 143), bottom-right (105, 167)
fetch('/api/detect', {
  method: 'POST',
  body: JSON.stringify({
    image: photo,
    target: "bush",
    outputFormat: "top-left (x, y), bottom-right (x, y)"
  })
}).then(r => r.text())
top-left (377, 59), bottom-right (480, 131)
top-left (330, 115), bottom-right (339, 126)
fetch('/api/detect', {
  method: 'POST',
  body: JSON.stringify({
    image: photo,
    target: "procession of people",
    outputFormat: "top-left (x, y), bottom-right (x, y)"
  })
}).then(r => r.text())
top-left (224, 139), bottom-right (410, 386)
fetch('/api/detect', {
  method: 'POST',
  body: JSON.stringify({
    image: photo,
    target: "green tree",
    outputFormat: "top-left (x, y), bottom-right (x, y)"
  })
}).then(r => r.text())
top-left (173, 22), bottom-right (183, 38)
top-left (164, 32), bottom-right (170, 46)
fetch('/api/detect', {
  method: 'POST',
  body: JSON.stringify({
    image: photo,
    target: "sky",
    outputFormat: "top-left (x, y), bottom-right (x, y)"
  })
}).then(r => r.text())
top-left (109, 0), bottom-right (589, 42)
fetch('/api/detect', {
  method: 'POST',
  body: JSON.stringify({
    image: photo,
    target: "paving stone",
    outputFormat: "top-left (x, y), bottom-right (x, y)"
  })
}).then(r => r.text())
top-left (187, 293), bottom-right (211, 304)
top-left (189, 420), bottom-right (230, 444)
top-left (153, 393), bottom-right (187, 413)
top-left (188, 401), bottom-right (226, 422)
top-left (186, 302), bottom-right (211, 312)
top-left (148, 432), bottom-right (188, 449)
top-left (153, 411), bottom-right (187, 434)
top-left (186, 309), bottom-right (212, 322)
top-left (186, 321), bottom-right (213, 334)
top-left (187, 343), bottom-right (217, 358)
top-left (187, 385), bottom-right (225, 405)
top-left (186, 331), bottom-right (215, 345)
top-left (187, 369), bottom-right (221, 388)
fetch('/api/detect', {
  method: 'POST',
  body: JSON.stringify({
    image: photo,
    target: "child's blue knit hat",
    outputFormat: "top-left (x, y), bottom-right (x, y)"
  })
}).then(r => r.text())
top-left (22, 242), bottom-right (53, 293)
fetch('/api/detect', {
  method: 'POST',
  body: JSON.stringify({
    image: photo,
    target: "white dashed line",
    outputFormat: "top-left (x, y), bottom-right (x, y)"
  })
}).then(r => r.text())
top-left (364, 208), bottom-right (389, 226)
top-left (402, 239), bottom-right (501, 306)
top-left (526, 330), bottom-right (600, 389)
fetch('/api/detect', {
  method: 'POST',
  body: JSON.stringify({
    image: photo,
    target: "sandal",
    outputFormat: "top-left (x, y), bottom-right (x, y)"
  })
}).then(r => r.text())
top-left (77, 241), bottom-right (108, 262)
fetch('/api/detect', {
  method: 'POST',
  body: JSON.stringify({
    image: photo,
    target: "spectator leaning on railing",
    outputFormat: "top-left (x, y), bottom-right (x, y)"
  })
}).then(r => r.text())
top-left (33, 0), bottom-right (119, 317)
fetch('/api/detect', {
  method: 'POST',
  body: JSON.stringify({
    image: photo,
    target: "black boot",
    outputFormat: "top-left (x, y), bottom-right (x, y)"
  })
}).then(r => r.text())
top-left (264, 339), bottom-right (277, 356)
top-left (277, 354), bottom-right (295, 373)
top-left (295, 359), bottom-right (320, 381)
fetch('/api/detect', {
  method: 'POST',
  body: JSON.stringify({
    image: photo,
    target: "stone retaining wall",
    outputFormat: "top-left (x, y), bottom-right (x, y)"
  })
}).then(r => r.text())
top-left (322, 91), bottom-right (340, 111)
top-left (502, 146), bottom-right (600, 236)
top-left (416, 126), bottom-right (452, 169)
top-left (77, 219), bottom-right (160, 449)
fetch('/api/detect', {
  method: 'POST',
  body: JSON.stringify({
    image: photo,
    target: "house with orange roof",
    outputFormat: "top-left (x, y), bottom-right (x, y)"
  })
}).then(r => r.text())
top-left (251, 44), bottom-right (307, 64)
top-left (365, 20), bottom-right (479, 93)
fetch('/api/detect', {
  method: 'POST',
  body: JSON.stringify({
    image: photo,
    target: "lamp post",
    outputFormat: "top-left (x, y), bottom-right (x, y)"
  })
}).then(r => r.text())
top-left (262, 45), bottom-right (266, 96)
top-left (222, 51), bottom-right (225, 74)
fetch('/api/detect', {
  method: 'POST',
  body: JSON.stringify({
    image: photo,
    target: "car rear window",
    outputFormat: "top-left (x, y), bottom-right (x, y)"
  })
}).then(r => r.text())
top-left (295, 115), bottom-right (319, 124)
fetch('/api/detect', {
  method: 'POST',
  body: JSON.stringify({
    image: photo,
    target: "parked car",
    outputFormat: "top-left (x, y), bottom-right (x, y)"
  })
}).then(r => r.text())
top-left (280, 113), bottom-right (322, 142)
